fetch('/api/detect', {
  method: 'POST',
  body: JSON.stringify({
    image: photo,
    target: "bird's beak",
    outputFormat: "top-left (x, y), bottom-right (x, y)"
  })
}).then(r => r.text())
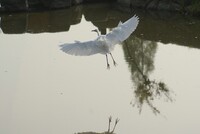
top-left (91, 29), bottom-right (97, 32)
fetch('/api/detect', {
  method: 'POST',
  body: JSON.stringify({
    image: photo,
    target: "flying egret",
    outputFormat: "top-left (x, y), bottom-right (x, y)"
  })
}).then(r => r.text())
top-left (60, 15), bottom-right (139, 69)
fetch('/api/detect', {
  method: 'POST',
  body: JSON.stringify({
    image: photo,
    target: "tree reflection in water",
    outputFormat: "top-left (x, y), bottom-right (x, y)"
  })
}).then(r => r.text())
top-left (122, 36), bottom-right (173, 115)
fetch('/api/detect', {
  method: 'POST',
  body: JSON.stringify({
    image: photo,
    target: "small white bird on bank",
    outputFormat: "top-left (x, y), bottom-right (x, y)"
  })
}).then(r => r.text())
top-left (60, 15), bottom-right (139, 69)
top-left (75, 116), bottom-right (120, 134)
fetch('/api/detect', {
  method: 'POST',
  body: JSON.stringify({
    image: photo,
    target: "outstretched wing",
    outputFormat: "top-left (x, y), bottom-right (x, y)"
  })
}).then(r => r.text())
top-left (60, 40), bottom-right (101, 56)
top-left (105, 15), bottom-right (139, 45)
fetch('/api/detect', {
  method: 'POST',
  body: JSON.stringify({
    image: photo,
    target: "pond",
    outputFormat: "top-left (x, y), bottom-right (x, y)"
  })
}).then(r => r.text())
top-left (0, 3), bottom-right (200, 134)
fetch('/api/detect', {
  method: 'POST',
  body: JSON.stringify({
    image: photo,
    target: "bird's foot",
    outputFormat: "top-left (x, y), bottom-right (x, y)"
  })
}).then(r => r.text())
top-left (113, 61), bottom-right (117, 66)
top-left (115, 118), bottom-right (120, 125)
top-left (107, 64), bottom-right (110, 69)
top-left (109, 116), bottom-right (112, 123)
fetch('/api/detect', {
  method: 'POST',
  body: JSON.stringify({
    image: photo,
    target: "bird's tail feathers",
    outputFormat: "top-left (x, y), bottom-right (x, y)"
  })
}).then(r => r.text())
top-left (118, 21), bottom-right (122, 26)
top-left (74, 40), bottom-right (81, 43)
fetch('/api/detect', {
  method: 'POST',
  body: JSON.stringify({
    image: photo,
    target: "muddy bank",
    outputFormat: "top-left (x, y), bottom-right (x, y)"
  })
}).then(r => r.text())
top-left (0, 0), bottom-right (113, 12)
top-left (0, 0), bottom-right (199, 16)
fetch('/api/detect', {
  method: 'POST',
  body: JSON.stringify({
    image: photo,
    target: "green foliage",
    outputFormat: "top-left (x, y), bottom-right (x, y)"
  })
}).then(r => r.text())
top-left (165, 0), bottom-right (200, 15)
top-left (185, 0), bottom-right (200, 15)
top-left (188, 0), bottom-right (200, 15)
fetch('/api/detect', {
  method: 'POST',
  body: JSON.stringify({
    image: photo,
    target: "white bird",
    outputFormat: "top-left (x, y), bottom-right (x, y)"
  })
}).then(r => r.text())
top-left (60, 15), bottom-right (139, 69)
top-left (76, 116), bottom-right (120, 134)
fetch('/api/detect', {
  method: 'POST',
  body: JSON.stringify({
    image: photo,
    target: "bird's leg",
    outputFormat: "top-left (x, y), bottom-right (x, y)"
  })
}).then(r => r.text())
top-left (107, 116), bottom-right (112, 133)
top-left (106, 54), bottom-right (110, 69)
top-left (111, 118), bottom-right (119, 133)
top-left (109, 53), bottom-right (117, 66)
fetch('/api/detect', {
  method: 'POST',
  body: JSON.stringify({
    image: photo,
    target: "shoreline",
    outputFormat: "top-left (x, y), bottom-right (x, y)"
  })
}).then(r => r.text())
top-left (0, 0), bottom-right (199, 17)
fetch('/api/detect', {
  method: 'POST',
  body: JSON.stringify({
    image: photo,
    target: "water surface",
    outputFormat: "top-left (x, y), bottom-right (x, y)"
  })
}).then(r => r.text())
top-left (0, 3), bottom-right (200, 134)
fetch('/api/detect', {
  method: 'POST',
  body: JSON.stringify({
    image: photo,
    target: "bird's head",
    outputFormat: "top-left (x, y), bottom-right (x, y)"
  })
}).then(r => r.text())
top-left (91, 29), bottom-right (98, 32)
top-left (91, 29), bottom-right (100, 36)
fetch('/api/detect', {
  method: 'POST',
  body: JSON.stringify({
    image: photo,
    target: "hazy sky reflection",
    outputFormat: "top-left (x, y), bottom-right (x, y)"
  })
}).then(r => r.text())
top-left (0, 14), bottom-right (200, 134)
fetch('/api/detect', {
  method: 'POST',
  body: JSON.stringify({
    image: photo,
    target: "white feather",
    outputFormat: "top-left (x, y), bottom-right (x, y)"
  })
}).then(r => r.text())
top-left (60, 40), bottom-right (101, 56)
top-left (60, 15), bottom-right (139, 56)
top-left (105, 15), bottom-right (139, 45)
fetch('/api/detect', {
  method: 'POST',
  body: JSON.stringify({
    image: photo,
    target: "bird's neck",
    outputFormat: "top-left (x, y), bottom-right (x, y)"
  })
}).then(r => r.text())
top-left (97, 31), bottom-right (100, 36)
